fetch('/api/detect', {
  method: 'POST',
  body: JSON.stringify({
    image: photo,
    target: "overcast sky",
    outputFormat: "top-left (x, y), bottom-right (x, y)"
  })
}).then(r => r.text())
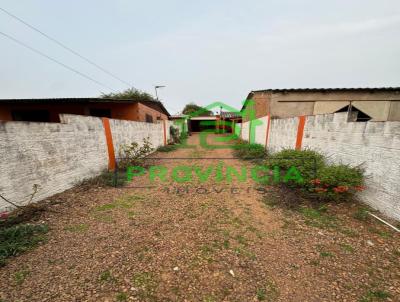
top-left (1, 0), bottom-right (399, 113)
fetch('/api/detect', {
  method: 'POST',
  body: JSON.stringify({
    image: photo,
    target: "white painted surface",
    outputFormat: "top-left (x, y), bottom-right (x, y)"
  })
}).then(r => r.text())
top-left (0, 114), bottom-right (166, 211)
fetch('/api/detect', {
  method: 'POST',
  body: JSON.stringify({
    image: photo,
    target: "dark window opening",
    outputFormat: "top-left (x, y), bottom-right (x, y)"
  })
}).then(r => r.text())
top-left (334, 105), bottom-right (372, 122)
top-left (89, 108), bottom-right (111, 118)
top-left (11, 110), bottom-right (50, 122)
top-left (145, 114), bottom-right (154, 123)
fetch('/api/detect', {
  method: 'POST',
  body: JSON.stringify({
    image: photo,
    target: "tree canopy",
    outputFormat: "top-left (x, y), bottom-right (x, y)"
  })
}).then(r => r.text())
top-left (101, 88), bottom-right (157, 102)
top-left (182, 102), bottom-right (212, 116)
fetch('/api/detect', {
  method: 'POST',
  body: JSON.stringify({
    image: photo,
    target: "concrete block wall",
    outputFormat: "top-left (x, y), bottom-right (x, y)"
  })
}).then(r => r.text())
top-left (0, 115), bottom-right (108, 211)
top-left (246, 111), bottom-right (400, 220)
top-left (109, 119), bottom-right (164, 157)
top-left (240, 121), bottom-right (250, 142)
top-left (268, 116), bottom-right (299, 152)
top-left (0, 114), bottom-right (167, 211)
top-left (302, 112), bottom-right (400, 220)
top-left (254, 116), bottom-right (269, 145)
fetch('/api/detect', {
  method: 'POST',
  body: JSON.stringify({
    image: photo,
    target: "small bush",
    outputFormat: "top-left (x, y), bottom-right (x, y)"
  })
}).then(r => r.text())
top-left (310, 164), bottom-right (364, 201)
top-left (0, 223), bottom-right (48, 267)
top-left (265, 149), bottom-right (365, 202)
top-left (234, 140), bottom-right (267, 160)
top-left (169, 126), bottom-right (180, 144)
top-left (118, 137), bottom-right (154, 170)
top-left (266, 149), bottom-right (325, 182)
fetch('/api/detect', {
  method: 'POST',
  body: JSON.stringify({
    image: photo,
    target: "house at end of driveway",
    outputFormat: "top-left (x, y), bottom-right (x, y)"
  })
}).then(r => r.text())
top-left (242, 87), bottom-right (400, 122)
top-left (0, 97), bottom-right (170, 123)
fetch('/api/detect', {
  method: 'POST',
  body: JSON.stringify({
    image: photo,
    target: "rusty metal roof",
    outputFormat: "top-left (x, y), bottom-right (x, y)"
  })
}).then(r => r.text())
top-left (251, 87), bottom-right (400, 93)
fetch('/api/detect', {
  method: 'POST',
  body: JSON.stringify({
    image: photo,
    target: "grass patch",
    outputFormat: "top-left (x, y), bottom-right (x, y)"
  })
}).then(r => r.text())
top-left (0, 223), bottom-right (48, 267)
top-left (64, 223), bottom-right (89, 233)
top-left (299, 205), bottom-right (337, 229)
top-left (92, 194), bottom-right (145, 221)
top-left (116, 292), bottom-right (128, 301)
top-left (157, 144), bottom-right (179, 152)
top-left (340, 244), bottom-right (355, 253)
top-left (99, 270), bottom-right (116, 283)
top-left (233, 141), bottom-right (267, 160)
top-left (320, 251), bottom-right (334, 258)
top-left (360, 290), bottom-right (391, 301)
top-left (14, 268), bottom-right (30, 285)
top-left (256, 280), bottom-right (279, 301)
top-left (132, 272), bottom-right (158, 300)
top-left (353, 207), bottom-right (370, 221)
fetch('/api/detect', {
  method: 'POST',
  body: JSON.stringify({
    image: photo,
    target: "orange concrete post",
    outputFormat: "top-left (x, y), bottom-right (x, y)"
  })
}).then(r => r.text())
top-left (265, 114), bottom-right (271, 148)
top-left (163, 119), bottom-right (167, 146)
top-left (102, 117), bottom-right (116, 171)
top-left (295, 116), bottom-right (306, 150)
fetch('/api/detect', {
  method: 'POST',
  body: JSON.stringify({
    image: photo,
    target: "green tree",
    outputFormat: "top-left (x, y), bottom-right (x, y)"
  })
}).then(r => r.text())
top-left (182, 102), bottom-right (212, 116)
top-left (101, 88), bottom-right (157, 102)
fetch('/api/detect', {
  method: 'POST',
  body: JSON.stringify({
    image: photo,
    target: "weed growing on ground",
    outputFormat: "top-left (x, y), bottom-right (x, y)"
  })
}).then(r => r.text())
top-left (353, 207), bottom-right (370, 221)
top-left (157, 144), bottom-right (179, 152)
top-left (340, 244), bottom-right (355, 253)
top-left (99, 270), bottom-right (116, 283)
top-left (299, 205), bottom-right (338, 229)
top-left (256, 280), bottom-right (279, 301)
top-left (360, 289), bottom-right (391, 302)
top-left (132, 272), bottom-right (158, 300)
top-left (116, 292), bottom-right (128, 301)
top-left (0, 223), bottom-right (48, 267)
top-left (14, 268), bottom-right (30, 285)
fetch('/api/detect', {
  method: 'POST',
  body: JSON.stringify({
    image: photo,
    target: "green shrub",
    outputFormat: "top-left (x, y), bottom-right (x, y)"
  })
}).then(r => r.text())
top-left (169, 126), bottom-right (180, 144)
top-left (0, 224), bottom-right (48, 267)
top-left (118, 137), bottom-right (154, 170)
top-left (233, 141), bottom-right (267, 160)
top-left (265, 149), bottom-right (365, 202)
top-left (266, 149), bottom-right (325, 182)
top-left (311, 164), bottom-right (364, 201)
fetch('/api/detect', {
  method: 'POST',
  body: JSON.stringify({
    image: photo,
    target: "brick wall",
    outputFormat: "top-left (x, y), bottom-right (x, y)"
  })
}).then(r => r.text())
top-left (0, 114), bottom-right (167, 211)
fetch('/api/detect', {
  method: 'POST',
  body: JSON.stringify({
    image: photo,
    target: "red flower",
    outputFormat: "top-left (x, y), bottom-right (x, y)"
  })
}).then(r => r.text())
top-left (310, 179), bottom-right (321, 185)
top-left (333, 186), bottom-right (349, 193)
top-left (0, 211), bottom-right (9, 219)
top-left (354, 185), bottom-right (366, 191)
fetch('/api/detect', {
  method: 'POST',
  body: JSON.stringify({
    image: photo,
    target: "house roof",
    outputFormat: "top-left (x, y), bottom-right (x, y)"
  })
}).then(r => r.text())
top-left (251, 87), bottom-right (400, 93)
top-left (0, 97), bottom-right (170, 116)
top-left (220, 112), bottom-right (242, 119)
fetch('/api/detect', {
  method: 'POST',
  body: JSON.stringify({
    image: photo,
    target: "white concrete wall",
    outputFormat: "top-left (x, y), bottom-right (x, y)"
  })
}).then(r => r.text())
top-left (109, 119), bottom-right (164, 156)
top-left (302, 112), bottom-right (400, 220)
top-left (0, 114), bottom-right (166, 211)
top-left (240, 121), bottom-right (250, 142)
top-left (268, 116), bottom-right (299, 152)
top-left (254, 116), bottom-right (269, 145)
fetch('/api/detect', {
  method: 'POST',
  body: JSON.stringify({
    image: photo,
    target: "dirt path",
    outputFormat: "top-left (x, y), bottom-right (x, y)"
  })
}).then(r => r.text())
top-left (0, 134), bottom-right (399, 302)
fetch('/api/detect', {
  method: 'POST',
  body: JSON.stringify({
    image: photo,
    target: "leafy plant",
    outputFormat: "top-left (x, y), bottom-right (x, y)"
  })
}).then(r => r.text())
top-left (118, 137), bottom-right (154, 169)
top-left (182, 102), bottom-right (212, 116)
top-left (169, 126), bottom-right (181, 144)
top-left (233, 140), bottom-right (267, 160)
top-left (266, 149), bottom-right (325, 182)
top-left (265, 149), bottom-right (364, 202)
top-left (0, 223), bottom-right (48, 267)
top-left (101, 88), bottom-right (157, 102)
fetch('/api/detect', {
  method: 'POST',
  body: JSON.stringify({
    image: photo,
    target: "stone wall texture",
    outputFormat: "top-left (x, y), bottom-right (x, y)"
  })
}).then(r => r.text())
top-left (240, 112), bottom-right (400, 220)
top-left (0, 114), bottom-right (166, 211)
